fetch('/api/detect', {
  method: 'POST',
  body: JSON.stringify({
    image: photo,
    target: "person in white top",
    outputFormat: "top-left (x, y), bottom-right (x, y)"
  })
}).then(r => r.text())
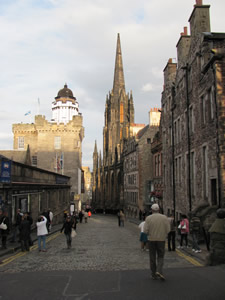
top-left (36, 216), bottom-right (48, 252)
top-left (138, 218), bottom-right (148, 251)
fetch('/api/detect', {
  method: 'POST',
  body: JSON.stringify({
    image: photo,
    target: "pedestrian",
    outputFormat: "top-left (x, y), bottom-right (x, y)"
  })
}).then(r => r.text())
top-left (117, 210), bottom-right (121, 227)
top-left (61, 215), bottom-right (74, 249)
top-left (0, 210), bottom-right (10, 249)
top-left (178, 214), bottom-right (189, 249)
top-left (42, 209), bottom-right (51, 232)
top-left (84, 211), bottom-right (88, 223)
top-left (138, 217), bottom-right (148, 251)
top-left (48, 209), bottom-right (53, 232)
top-left (36, 215), bottom-right (48, 252)
top-left (27, 212), bottom-right (33, 246)
top-left (71, 211), bottom-right (78, 230)
top-left (88, 211), bottom-right (92, 218)
top-left (11, 209), bottom-right (22, 243)
top-left (144, 203), bottom-right (170, 280)
top-left (119, 210), bottom-right (125, 227)
top-left (203, 214), bottom-right (213, 251)
top-left (167, 214), bottom-right (176, 251)
top-left (19, 214), bottom-right (31, 252)
top-left (79, 210), bottom-right (84, 223)
top-left (190, 213), bottom-right (201, 253)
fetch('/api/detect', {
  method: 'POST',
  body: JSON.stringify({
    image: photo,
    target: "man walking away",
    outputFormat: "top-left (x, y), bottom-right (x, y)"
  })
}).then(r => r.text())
top-left (168, 214), bottom-right (176, 251)
top-left (144, 203), bottom-right (170, 280)
top-left (19, 214), bottom-right (31, 252)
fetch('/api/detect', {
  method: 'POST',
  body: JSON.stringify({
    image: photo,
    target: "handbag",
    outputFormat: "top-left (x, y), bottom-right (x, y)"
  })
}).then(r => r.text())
top-left (71, 229), bottom-right (77, 238)
top-left (182, 222), bottom-right (187, 229)
top-left (0, 219), bottom-right (7, 230)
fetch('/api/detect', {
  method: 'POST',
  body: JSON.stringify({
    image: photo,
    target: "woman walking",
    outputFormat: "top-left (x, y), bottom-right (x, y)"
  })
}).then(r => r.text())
top-left (61, 215), bottom-right (74, 249)
top-left (178, 214), bottom-right (189, 249)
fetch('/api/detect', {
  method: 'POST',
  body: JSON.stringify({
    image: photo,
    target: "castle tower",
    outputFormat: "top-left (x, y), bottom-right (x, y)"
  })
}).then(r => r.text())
top-left (51, 84), bottom-right (79, 124)
top-left (12, 84), bottom-right (84, 197)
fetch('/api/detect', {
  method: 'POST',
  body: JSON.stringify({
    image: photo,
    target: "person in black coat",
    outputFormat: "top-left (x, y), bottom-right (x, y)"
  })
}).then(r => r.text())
top-left (42, 209), bottom-right (51, 232)
top-left (26, 212), bottom-right (33, 246)
top-left (79, 211), bottom-right (84, 223)
top-left (0, 211), bottom-right (10, 249)
top-left (19, 214), bottom-right (31, 251)
top-left (11, 209), bottom-right (22, 243)
top-left (61, 216), bottom-right (74, 249)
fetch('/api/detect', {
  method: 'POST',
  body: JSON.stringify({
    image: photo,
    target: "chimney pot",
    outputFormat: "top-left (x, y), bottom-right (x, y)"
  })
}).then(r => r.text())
top-left (196, 0), bottom-right (202, 5)
top-left (168, 58), bottom-right (172, 63)
top-left (184, 26), bottom-right (188, 35)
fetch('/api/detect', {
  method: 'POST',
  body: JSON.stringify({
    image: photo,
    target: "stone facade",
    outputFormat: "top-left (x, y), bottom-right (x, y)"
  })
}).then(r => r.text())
top-left (123, 109), bottom-right (160, 217)
top-left (12, 85), bottom-right (84, 201)
top-left (151, 126), bottom-right (163, 212)
top-left (82, 166), bottom-right (92, 208)
top-left (0, 154), bottom-right (70, 225)
top-left (161, 0), bottom-right (225, 221)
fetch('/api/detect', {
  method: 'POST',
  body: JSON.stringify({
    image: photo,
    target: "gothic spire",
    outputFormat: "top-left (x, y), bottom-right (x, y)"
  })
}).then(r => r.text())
top-left (113, 33), bottom-right (125, 96)
top-left (94, 140), bottom-right (98, 153)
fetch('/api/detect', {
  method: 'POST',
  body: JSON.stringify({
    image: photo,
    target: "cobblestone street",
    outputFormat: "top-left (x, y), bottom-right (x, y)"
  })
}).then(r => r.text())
top-left (1, 214), bottom-right (195, 273)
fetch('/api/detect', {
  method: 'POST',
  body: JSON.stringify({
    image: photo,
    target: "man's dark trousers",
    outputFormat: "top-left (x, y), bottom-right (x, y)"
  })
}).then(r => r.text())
top-left (168, 231), bottom-right (176, 251)
top-left (148, 241), bottom-right (165, 275)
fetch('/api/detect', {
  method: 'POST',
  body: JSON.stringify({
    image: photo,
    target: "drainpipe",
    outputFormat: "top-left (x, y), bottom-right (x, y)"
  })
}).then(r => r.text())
top-left (182, 64), bottom-right (192, 212)
top-left (171, 84), bottom-right (176, 220)
top-left (211, 54), bottom-right (222, 208)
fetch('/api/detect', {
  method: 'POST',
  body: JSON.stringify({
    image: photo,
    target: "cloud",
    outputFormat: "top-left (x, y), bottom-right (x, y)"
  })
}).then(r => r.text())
top-left (141, 82), bottom-right (161, 93)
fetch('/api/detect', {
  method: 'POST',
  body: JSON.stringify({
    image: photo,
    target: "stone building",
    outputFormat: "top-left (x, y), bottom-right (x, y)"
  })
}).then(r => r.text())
top-left (82, 166), bottom-right (92, 208)
top-left (151, 124), bottom-right (163, 212)
top-left (123, 109), bottom-right (160, 218)
top-left (92, 34), bottom-right (137, 212)
top-left (11, 84), bottom-right (84, 206)
top-left (161, 0), bottom-right (225, 221)
top-left (0, 154), bottom-right (70, 225)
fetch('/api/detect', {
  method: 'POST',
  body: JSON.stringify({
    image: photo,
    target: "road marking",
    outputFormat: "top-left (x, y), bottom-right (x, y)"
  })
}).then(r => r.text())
top-left (176, 249), bottom-right (204, 267)
top-left (0, 231), bottom-right (61, 267)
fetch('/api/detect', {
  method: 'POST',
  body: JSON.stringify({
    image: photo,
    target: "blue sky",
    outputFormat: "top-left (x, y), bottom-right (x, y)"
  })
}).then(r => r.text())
top-left (0, 0), bottom-right (225, 169)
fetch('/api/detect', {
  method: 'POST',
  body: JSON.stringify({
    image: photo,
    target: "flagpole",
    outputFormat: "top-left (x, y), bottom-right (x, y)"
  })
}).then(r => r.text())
top-left (38, 98), bottom-right (40, 115)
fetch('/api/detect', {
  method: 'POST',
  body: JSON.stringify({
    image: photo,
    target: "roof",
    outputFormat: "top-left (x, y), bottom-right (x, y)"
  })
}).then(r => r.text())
top-left (136, 125), bottom-right (149, 139)
top-left (55, 84), bottom-right (76, 100)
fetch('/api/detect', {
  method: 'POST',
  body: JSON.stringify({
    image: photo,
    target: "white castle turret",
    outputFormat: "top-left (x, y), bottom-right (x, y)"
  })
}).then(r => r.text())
top-left (51, 84), bottom-right (79, 124)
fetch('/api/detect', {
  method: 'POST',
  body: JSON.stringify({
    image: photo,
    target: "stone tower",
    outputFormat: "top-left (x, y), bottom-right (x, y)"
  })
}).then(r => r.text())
top-left (103, 33), bottom-right (134, 166)
top-left (12, 84), bottom-right (84, 199)
top-left (51, 84), bottom-right (80, 124)
top-left (92, 34), bottom-right (135, 211)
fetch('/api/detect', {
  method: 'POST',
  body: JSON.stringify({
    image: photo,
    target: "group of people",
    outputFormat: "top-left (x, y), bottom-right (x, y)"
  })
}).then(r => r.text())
top-left (138, 204), bottom-right (203, 281)
top-left (0, 208), bottom-right (54, 252)
top-left (60, 210), bottom-right (92, 249)
top-left (0, 207), bottom-right (93, 252)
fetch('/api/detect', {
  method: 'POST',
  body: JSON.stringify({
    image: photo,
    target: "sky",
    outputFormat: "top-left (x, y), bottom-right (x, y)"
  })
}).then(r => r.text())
top-left (0, 0), bottom-right (225, 170)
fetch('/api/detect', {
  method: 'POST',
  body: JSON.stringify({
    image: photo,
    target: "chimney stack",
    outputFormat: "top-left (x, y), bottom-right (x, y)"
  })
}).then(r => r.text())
top-left (195, 0), bottom-right (203, 6)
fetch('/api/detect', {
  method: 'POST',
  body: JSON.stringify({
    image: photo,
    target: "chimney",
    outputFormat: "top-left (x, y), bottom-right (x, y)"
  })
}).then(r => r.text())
top-left (189, 0), bottom-right (210, 37)
top-left (195, 0), bottom-right (202, 6)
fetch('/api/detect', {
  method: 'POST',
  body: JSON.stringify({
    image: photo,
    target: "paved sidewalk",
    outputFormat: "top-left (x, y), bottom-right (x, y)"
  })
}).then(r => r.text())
top-left (0, 223), bottom-right (63, 258)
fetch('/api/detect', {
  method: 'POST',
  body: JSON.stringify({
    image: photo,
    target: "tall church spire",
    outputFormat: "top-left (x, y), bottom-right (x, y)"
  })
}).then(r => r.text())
top-left (113, 33), bottom-right (125, 96)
